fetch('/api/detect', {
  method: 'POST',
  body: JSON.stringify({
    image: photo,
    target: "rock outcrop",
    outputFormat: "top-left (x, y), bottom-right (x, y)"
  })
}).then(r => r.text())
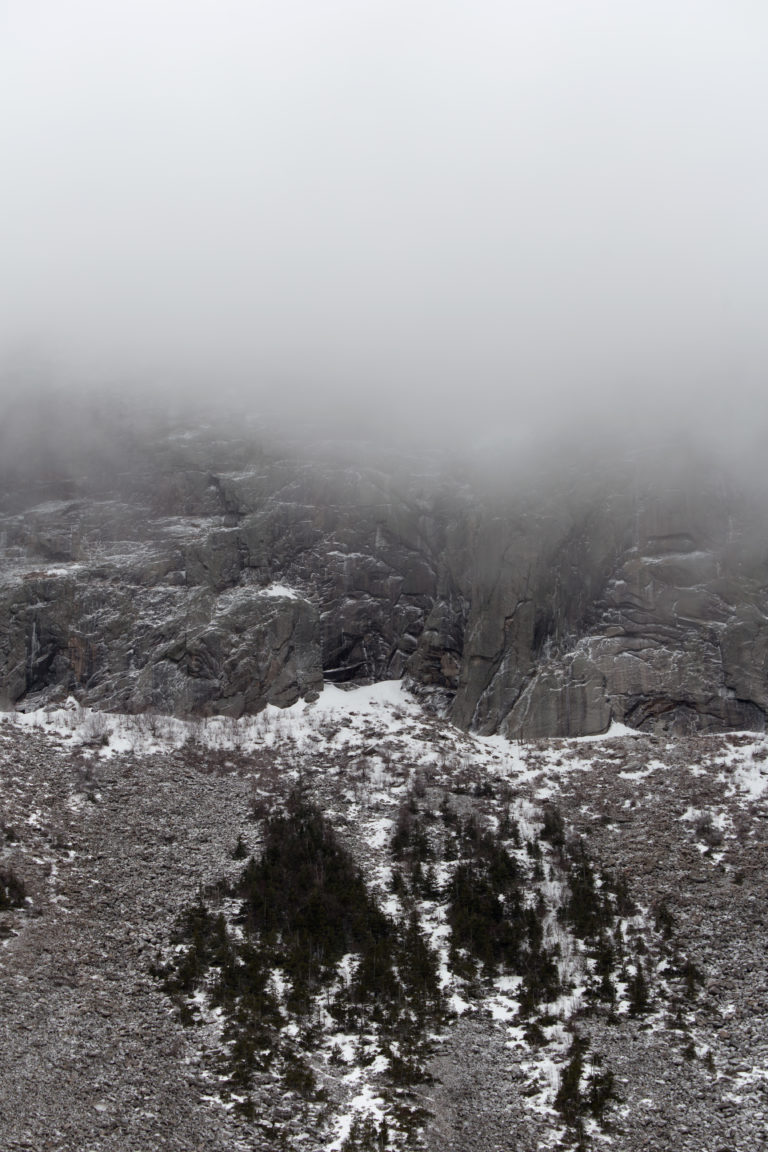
top-left (1, 415), bottom-right (767, 736)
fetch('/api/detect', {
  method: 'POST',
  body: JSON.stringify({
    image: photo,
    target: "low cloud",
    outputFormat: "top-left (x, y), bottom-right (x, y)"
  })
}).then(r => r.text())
top-left (1, 2), bottom-right (766, 465)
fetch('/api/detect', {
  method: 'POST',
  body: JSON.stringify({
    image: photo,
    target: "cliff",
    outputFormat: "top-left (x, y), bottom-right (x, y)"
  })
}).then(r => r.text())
top-left (2, 415), bottom-right (766, 736)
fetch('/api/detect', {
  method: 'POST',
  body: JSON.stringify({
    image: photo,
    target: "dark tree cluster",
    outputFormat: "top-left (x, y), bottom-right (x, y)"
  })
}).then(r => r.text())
top-left (157, 793), bottom-right (443, 1104)
top-left (555, 1032), bottom-right (619, 1148)
top-left (441, 814), bottom-right (560, 1007)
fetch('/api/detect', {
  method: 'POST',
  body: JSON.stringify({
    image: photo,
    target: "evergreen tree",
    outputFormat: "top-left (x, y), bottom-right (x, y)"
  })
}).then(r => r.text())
top-left (628, 959), bottom-right (650, 1015)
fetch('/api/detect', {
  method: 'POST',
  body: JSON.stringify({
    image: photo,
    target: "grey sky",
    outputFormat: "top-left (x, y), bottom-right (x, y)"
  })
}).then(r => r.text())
top-left (1, 1), bottom-right (767, 446)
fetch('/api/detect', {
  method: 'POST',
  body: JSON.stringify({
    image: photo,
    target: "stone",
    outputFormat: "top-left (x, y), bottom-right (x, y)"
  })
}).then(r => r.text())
top-left (2, 416), bottom-right (768, 737)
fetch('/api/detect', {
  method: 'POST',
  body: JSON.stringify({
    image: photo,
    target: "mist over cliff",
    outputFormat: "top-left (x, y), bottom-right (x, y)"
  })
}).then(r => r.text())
top-left (0, 387), bottom-right (766, 742)
top-left (2, 1), bottom-right (767, 464)
top-left (2, 1), bottom-right (767, 737)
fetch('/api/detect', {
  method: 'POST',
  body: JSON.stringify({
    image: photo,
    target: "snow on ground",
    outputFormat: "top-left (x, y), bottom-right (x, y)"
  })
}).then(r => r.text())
top-left (256, 583), bottom-right (303, 600)
top-left (329, 1082), bottom-right (388, 1151)
top-left (1, 680), bottom-right (434, 766)
top-left (4, 681), bottom-right (767, 1148)
top-left (14, 679), bottom-right (755, 802)
top-left (724, 748), bottom-right (768, 799)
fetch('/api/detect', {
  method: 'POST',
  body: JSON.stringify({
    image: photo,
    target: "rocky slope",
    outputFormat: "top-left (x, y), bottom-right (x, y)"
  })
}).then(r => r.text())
top-left (2, 409), bottom-right (767, 738)
top-left (1, 687), bottom-right (767, 1151)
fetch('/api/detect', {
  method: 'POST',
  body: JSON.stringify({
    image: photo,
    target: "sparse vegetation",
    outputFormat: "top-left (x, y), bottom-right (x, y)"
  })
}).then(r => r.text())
top-left (158, 792), bottom-right (444, 1121)
top-left (0, 865), bottom-right (26, 910)
top-left (0, 638), bottom-right (763, 1152)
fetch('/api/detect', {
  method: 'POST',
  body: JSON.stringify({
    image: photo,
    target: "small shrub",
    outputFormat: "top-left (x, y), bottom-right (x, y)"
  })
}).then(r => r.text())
top-left (0, 866), bottom-right (26, 910)
top-left (654, 900), bottom-right (675, 939)
top-left (680, 958), bottom-right (704, 999)
top-left (282, 1053), bottom-right (316, 1097)
top-left (540, 804), bottom-right (565, 849)
top-left (694, 813), bottom-right (723, 848)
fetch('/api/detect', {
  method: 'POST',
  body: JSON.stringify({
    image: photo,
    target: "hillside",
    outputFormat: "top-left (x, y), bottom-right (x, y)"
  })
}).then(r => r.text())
top-left (1, 685), bottom-right (767, 1150)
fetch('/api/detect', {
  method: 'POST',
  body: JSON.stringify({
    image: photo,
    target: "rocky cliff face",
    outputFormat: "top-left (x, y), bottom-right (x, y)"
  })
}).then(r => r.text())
top-left (1, 416), bottom-right (767, 736)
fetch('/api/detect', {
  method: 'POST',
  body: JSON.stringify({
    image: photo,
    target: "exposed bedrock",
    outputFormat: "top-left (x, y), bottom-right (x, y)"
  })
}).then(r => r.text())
top-left (1, 429), bottom-right (767, 736)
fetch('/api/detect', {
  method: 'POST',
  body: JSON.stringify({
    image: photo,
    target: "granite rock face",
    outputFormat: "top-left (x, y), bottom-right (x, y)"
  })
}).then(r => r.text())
top-left (1, 418), bottom-right (767, 736)
top-left (494, 486), bottom-right (768, 738)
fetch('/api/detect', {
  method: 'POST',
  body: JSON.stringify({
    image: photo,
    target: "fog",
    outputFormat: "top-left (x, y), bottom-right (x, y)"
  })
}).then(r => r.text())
top-left (1, 1), bottom-right (767, 460)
